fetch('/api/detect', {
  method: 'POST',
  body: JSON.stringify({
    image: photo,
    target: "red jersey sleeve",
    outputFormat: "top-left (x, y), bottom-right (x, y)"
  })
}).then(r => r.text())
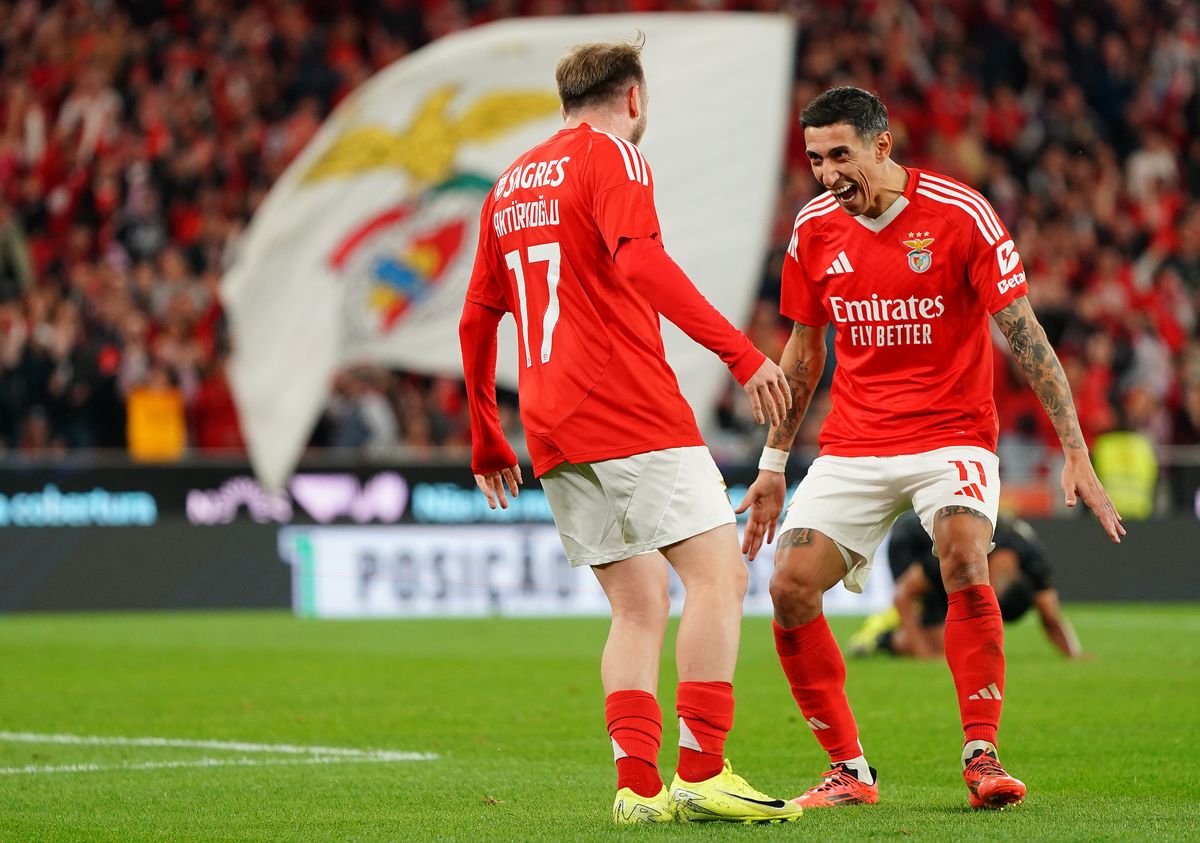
top-left (965, 196), bottom-right (1028, 314)
top-left (779, 247), bottom-right (827, 326)
top-left (464, 200), bottom-right (509, 312)
top-left (615, 237), bottom-right (765, 384)
top-left (459, 298), bottom-right (518, 474)
top-left (587, 131), bottom-right (661, 257)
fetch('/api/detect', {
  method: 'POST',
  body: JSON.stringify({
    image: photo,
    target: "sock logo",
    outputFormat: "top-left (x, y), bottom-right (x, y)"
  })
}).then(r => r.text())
top-left (806, 716), bottom-right (831, 731)
top-left (967, 683), bottom-right (1003, 700)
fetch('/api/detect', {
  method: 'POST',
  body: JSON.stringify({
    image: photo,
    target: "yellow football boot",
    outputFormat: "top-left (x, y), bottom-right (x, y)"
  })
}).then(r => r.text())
top-left (612, 785), bottom-right (674, 824)
top-left (848, 606), bottom-right (901, 656)
top-left (670, 760), bottom-right (804, 823)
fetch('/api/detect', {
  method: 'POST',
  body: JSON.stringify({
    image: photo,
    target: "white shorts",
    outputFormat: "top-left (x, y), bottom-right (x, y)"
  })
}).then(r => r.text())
top-left (779, 446), bottom-right (1001, 593)
top-left (540, 446), bottom-right (736, 567)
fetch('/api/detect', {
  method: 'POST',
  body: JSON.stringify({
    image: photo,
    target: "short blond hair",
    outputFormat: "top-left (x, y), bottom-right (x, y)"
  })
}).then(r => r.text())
top-left (555, 39), bottom-right (645, 115)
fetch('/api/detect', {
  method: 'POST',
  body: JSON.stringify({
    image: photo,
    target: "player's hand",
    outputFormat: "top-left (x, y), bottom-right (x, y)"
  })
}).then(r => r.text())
top-left (735, 470), bottom-right (788, 561)
top-left (1061, 452), bottom-right (1125, 543)
top-left (742, 358), bottom-right (791, 426)
top-left (474, 465), bottom-right (523, 510)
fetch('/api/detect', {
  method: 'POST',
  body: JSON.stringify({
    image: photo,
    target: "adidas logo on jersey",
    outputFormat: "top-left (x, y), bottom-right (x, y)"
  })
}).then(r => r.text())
top-left (968, 683), bottom-right (1003, 701)
top-left (806, 716), bottom-right (831, 731)
top-left (825, 251), bottom-right (854, 275)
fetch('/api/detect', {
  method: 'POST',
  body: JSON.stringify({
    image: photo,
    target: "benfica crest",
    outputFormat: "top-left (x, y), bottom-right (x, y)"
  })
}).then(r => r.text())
top-left (329, 174), bottom-right (492, 340)
top-left (903, 232), bottom-right (935, 273)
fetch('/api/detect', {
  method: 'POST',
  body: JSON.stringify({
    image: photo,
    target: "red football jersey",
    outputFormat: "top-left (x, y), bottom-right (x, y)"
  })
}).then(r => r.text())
top-left (466, 124), bottom-right (706, 476)
top-left (781, 168), bottom-right (1029, 457)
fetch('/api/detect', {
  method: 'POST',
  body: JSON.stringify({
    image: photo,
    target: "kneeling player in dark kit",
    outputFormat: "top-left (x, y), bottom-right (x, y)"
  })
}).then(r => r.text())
top-left (850, 512), bottom-right (1083, 660)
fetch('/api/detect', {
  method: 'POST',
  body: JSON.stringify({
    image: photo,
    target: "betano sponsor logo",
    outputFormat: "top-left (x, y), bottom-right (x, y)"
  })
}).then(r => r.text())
top-left (0, 485), bottom-right (157, 527)
top-left (997, 271), bottom-right (1026, 294)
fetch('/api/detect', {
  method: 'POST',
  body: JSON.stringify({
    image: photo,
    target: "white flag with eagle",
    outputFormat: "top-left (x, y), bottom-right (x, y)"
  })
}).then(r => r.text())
top-left (221, 14), bottom-right (795, 489)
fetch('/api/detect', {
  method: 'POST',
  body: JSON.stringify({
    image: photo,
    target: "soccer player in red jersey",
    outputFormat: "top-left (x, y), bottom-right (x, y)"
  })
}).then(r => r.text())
top-left (458, 40), bottom-right (802, 825)
top-left (737, 87), bottom-right (1125, 810)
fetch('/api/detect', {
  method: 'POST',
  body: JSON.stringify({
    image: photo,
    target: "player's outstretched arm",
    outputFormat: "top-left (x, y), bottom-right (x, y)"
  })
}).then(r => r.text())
top-left (459, 299), bottom-right (522, 509)
top-left (736, 321), bottom-right (827, 560)
top-left (893, 565), bottom-right (940, 659)
top-left (992, 296), bottom-right (1125, 543)
top-left (614, 237), bottom-right (790, 426)
top-left (1033, 588), bottom-right (1084, 658)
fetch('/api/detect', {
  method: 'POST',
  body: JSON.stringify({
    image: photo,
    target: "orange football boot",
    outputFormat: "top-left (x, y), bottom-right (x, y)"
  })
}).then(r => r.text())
top-left (791, 763), bottom-right (879, 808)
top-left (962, 748), bottom-right (1026, 809)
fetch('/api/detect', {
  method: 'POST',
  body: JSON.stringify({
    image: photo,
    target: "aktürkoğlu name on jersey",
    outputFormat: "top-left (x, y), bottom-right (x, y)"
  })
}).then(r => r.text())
top-left (781, 168), bottom-right (1029, 457)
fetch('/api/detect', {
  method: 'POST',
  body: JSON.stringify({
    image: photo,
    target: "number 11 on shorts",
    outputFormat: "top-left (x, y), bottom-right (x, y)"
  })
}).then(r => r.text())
top-left (949, 459), bottom-right (988, 501)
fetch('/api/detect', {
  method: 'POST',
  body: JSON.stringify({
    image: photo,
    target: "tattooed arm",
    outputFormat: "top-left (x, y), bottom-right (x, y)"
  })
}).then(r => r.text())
top-left (736, 322), bottom-right (828, 559)
top-left (766, 322), bottom-right (828, 451)
top-left (992, 296), bottom-right (1125, 543)
top-left (992, 296), bottom-right (1086, 452)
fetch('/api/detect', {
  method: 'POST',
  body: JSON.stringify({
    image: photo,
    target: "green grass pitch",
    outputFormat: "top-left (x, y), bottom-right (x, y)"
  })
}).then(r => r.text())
top-left (1, 605), bottom-right (1197, 841)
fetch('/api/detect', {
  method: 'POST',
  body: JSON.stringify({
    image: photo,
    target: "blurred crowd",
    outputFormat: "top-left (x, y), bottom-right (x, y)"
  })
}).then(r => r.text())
top-left (0, 0), bottom-right (1198, 506)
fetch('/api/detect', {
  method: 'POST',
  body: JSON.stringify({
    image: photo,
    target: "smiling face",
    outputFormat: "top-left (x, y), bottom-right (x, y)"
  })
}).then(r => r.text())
top-left (804, 122), bottom-right (894, 217)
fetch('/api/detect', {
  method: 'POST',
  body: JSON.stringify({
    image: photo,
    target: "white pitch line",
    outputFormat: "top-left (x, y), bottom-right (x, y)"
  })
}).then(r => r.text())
top-left (0, 731), bottom-right (434, 762)
top-left (0, 754), bottom-right (434, 777)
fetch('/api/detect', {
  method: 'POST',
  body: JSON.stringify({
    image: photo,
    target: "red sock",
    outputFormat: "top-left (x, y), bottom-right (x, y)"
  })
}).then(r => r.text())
top-left (605, 690), bottom-right (663, 797)
top-left (773, 616), bottom-right (863, 762)
top-left (944, 584), bottom-right (1005, 746)
top-left (675, 680), bottom-right (734, 782)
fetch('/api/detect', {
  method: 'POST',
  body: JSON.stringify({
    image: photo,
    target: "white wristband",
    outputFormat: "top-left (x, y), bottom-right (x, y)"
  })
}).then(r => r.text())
top-left (758, 447), bottom-right (789, 473)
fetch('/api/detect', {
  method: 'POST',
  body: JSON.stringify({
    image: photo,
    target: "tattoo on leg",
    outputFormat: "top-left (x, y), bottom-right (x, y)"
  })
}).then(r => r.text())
top-left (777, 528), bottom-right (815, 549)
top-left (934, 505), bottom-right (992, 524)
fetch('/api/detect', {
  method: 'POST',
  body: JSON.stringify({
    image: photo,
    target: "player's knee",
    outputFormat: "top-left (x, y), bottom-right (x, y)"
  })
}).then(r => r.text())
top-left (727, 559), bottom-right (749, 601)
top-left (769, 567), bottom-right (823, 624)
top-left (609, 579), bottom-right (671, 627)
top-left (612, 589), bottom-right (671, 629)
top-left (680, 558), bottom-right (747, 604)
top-left (939, 543), bottom-right (989, 590)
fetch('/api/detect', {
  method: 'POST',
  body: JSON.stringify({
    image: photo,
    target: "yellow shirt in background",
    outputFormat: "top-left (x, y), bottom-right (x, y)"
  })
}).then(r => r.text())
top-left (126, 386), bottom-right (186, 462)
top-left (1092, 431), bottom-right (1158, 520)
